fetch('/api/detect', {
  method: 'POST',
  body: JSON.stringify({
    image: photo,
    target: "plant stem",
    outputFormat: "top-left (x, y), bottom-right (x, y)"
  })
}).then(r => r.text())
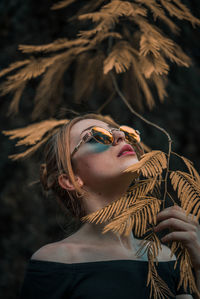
top-left (96, 91), bottom-right (115, 113)
top-left (110, 71), bottom-right (172, 206)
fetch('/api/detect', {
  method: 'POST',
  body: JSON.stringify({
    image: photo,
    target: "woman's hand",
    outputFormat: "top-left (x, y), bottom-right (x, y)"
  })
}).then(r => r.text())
top-left (154, 205), bottom-right (200, 271)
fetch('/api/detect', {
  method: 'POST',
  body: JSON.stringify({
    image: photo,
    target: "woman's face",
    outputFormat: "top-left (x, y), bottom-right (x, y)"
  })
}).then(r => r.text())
top-left (70, 119), bottom-right (139, 191)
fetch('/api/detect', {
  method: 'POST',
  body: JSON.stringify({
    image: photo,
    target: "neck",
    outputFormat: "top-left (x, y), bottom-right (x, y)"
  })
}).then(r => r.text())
top-left (78, 222), bottom-right (139, 251)
top-left (82, 172), bottom-right (136, 214)
top-left (78, 173), bottom-right (140, 251)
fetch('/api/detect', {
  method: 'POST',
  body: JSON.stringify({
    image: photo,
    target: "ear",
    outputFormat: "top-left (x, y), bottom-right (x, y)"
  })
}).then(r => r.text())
top-left (58, 173), bottom-right (83, 191)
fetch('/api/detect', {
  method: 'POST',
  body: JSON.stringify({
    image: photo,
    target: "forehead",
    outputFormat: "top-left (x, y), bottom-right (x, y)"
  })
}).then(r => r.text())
top-left (70, 118), bottom-right (112, 143)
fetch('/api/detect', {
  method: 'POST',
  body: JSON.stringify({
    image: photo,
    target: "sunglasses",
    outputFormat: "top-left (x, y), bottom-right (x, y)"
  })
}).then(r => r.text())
top-left (71, 125), bottom-right (141, 157)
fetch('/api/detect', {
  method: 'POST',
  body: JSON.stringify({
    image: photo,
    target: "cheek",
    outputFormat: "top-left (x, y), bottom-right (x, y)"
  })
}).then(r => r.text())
top-left (73, 150), bottom-right (112, 181)
top-left (86, 143), bottom-right (111, 154)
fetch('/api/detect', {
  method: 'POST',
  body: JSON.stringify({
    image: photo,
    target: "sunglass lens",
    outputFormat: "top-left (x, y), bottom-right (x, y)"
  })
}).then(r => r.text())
top-left (91, 127), bottom-right (113, 144)
top-left (120, 125), bottom-right (140, 143)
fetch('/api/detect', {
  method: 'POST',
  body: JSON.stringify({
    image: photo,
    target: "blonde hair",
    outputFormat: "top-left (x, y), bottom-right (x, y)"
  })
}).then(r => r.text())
top-left (40, 113), bottom-right (120, 219)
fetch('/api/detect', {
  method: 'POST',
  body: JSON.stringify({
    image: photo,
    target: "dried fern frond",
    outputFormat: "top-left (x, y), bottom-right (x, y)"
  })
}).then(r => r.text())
top-left (102, 196), bottom-right (161, 237)
top-left (135, 232), bottom-right (174, 299)
top-left (177, 246), bottom-right (200, 296)
top-left (104, 41), bottom-right (135, 74)
top-left (73, 51), bottom-right (113, 104)
top-left (7, 135), bottom-right (50, 161)
top-left (160, 0), bottom-right (200, 27)
top-left (150, 73), bottom-right (168, 102)
top-left (51, 0), bottom-right (76, 10)
top-left (138, 20), bottom-right (191, 67)
top-left (8, 81), bottom-right (27, 116)
top-left (170, 171), bottom-right (200, 219)
top-left (1, 0), bottom-right (199, 117)
top-left (78, 1), bottom-right (146, 40)
top-left (134, 231), bottom-right (174, 299)
top-left (2, 119), bottom-right (67, 147)
top-left (18, 38), bottom-right (89, 54)
top-left (177, 154), bottom-right (200, 183)
top-left (0, 60), bottom-right (30, 78)
top-left (32, 58), bottom-right (72, 120)
top-left (124, 150), bottom-right (167, 177)
top-left (79, 0), bottom-right (146, 23)
top-left (147, 250), bottom-right (175, 299)
top-left (135, 0), bottom-right (180, 34)
top-left (139, 54), bottom-right (169, 78)
top-left (81, 177), bottom-right (159, 226)
top-left (130, 55), bottom-right (155, 109)
top-left (2, 119), bottom-right (68, 160)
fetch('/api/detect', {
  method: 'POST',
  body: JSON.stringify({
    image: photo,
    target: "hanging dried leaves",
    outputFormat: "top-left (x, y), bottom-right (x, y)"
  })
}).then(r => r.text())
top-left (81, 148), bottom-right (200, 298)
top-left (0, 0), bottom-right (199, 117)
top-left (2, 119), bottom-right (68, 160)
top-left (123, 150), bottom-right (167, 176)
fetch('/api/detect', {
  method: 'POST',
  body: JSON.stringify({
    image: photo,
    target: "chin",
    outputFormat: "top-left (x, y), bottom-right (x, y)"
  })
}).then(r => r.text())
top-left (114, 156), bottom-right (138, 178)
top-left (122, 155), bottom-right (139, 168)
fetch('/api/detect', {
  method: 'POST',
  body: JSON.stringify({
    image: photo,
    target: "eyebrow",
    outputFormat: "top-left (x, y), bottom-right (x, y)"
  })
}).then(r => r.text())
top-left (80, 124), bottom-right (114, 135)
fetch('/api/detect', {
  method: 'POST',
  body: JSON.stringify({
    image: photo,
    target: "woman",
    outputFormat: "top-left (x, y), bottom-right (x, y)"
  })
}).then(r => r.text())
top-left (20, 113), bottom-right (200, 299)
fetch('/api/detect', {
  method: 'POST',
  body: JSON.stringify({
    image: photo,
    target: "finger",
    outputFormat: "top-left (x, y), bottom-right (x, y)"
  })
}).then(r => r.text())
top-left (154, 218), bottom-right (196, 233)
top-left (161, 231), bottom-right (198, 244)
top-left (156, 206), bottom-right (198, 226)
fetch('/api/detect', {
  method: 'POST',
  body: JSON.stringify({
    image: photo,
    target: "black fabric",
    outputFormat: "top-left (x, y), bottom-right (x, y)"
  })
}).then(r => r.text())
top-left (20, 259), bottom-right (192, 299)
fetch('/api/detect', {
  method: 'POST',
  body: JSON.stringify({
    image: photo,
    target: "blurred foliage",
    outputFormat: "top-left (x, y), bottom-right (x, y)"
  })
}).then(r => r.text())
top-left (0, 0), bottom-right (200, 298)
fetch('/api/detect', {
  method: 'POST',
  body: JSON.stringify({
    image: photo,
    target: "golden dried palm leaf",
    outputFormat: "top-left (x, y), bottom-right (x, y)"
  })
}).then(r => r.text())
top-left (90, 31), bottom-right (122, 46)
top-left (132, 54), bottom-right (157, 108)
top-left (79, 0), bottom-right (146, 23)
top-left (18, 38), bottom-right (89, 54)
top-left (170, 171), bottom-right (200, 219)
top-left (3, 119), bottom-right (68, 146)
top-left (102, 196), bottom-right (161, 236)
top-left (169, 241), bottom-right (181, 259)
top-left (138, 20), bottom-right (191, 67)
top-left (159, 0), bottom-right (200, 26)
top-left (135, 0), bottom-right (180, 34)
top-left (73, 51), bottom-right (113, 104)
top-left (2, 119), bottom-right (68, 160)
top-left (51, 0), bottom-right (76, 10)
top-left (104, 41), bottom-right (135, 74)
top-left (7, 135), bottom-right (50, 160)
top-left (32, 58), bottom-right (72, 120)
top-left (0, 60), bottom-right (30, 78)
top-left (150, 73), bottom-right (168, 102)
top-left (147, 251), bottom-right (175, 299)
top-left (177, 246), bottom-right (200, 297)
top-left (124, 150), bottom-right (167, 177)
top-left (139, 54), bottom-right (169, 79)
top-left (134, 231), bottom-right (174, 299)
top-left (7, 56), bottom-right (59, 82)
top-left (81, 177), bottom-right (158, 225)
top-left (178, 155), bottom-right (200, 183)
top-left (8, 81), bottom-right (27, 116)
top-left (67, 0), bottom-right (107, 23)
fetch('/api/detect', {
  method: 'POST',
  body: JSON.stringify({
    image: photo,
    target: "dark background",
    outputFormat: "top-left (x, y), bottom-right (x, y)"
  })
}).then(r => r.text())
top-left (0, 1), bottom-right (200, 298)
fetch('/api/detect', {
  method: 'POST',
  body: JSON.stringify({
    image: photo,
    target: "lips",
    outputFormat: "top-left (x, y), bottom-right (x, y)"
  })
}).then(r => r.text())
top-left (117, 144), bottom-right (135, 157)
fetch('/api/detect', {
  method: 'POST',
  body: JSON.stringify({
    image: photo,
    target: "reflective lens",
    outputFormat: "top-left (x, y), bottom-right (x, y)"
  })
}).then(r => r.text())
top-left (120, 125), bottom-right (140, 144)
top-left (91, 127), bottom-right (113, 144)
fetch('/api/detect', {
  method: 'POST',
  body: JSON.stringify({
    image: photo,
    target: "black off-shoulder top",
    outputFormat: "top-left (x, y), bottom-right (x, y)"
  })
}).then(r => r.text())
top-left (20, 259), bottom-right (193, 299)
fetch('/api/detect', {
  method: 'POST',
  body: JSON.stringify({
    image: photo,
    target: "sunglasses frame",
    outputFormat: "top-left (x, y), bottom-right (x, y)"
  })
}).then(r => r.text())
top-left (71, 126), bottom-right (140, 157)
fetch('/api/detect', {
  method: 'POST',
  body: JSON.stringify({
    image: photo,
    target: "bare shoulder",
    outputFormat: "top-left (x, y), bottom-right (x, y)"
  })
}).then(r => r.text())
top-left (31, 239), bottom-right (76, 263)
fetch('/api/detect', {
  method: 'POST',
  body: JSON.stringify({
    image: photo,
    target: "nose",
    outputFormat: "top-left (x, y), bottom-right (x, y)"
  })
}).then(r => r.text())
top-left (111, 129), bottom-right (126, 145)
